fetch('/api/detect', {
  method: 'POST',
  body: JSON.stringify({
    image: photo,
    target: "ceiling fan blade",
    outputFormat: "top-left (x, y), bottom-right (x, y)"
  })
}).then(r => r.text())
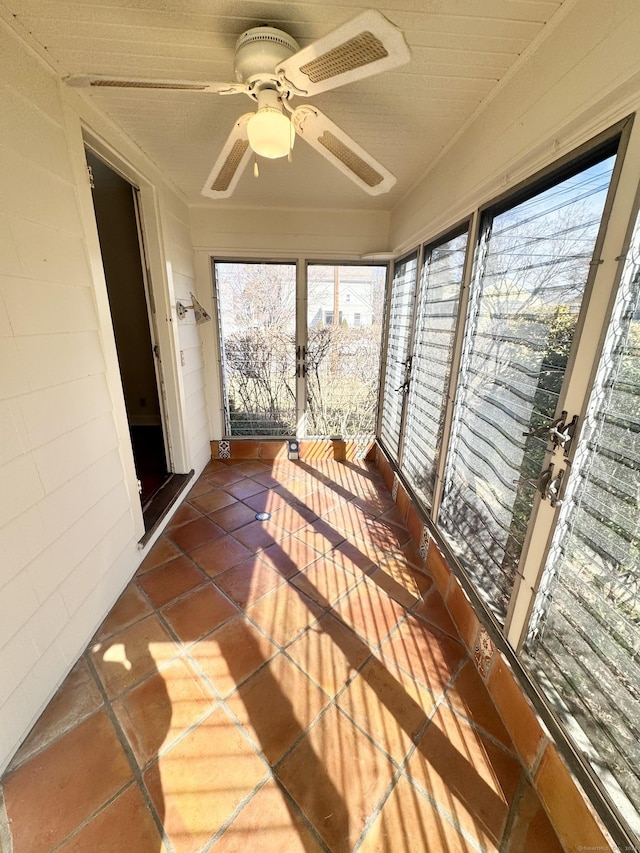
top-left (291, 105), bottom-right (395, 195)
top-left (65, 74), bottom-right (247, 95)
top-left (201, 114), bottom-right (254, 199)
top-left (276, 10), bottom-right (409, 97)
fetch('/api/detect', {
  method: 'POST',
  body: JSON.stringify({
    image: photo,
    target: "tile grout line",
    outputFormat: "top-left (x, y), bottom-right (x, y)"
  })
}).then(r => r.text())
top-left (437, 653), bottom-right (523, 759)
top-left (396, 770), bottom-right (494, 853)
top-left (47, 779), bottom-right (139, 853)
top-left (268, 780), bottom-right (334, 853)
top-left (147, 626), bottom-right (331, 852)
top-left (0, 704), bottom-right (103, 779)
top-left (351, 763), bottom-right (408, 853)
top-left (347, 657), bottom-right (468, 853)
top-left (213, 459), bottom-right (511, 851)
top-left (280, 630), bottom-right (374, 702)
top-left (443, 700), bottom-right (522, 759)
top-left (177, 466), bottom-right (471, 851)
top-left (5, 459), bottom-right (523, 853)
top-left (197, 777), bottom-right (270, 853)
top-left (107, 584), bottom-right (229, 768)
top-left (88, 619), bottom-right (184, 703)
top-left (498, 771), bottom-right (528, 853)
top-left (128, 492), bottom-right (425, 687)
top-left (82, 653), bottom-right (178, 853)
top-left (263, 541), bottom-right (459, 849)
top-left (389, 654), bottom-right (521, 853)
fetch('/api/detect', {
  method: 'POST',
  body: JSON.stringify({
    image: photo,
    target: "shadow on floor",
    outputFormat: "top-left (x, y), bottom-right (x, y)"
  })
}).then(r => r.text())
top-left (0, 458), bottom-right (561, 853)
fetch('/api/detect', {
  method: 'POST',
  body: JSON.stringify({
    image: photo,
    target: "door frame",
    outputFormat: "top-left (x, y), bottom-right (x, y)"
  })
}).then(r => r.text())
top-left (64, 115), bottom-right (190, 538)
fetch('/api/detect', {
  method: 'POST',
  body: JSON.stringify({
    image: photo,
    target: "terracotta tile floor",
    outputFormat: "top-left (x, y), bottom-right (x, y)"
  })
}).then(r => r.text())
top-left (0, 458), bottom-right (564, 853)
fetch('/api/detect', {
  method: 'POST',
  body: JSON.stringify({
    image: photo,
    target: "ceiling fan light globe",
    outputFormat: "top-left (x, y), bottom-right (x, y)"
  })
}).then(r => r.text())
top-left (247, 108), bottom-right (294, 159)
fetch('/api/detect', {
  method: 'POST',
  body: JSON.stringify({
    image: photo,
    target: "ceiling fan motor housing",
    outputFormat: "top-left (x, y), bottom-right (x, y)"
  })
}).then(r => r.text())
top-left (234, 26), bottom-right (300, 84)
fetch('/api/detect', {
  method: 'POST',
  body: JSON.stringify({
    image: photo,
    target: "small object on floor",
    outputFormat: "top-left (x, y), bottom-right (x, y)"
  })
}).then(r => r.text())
top-left (255, 511), bottom-right (271, 521)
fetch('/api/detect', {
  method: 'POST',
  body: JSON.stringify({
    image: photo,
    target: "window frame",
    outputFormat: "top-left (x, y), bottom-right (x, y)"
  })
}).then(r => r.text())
top-left (376, 115), bottom-right (640, 849)
top-left (377, 248), bottom-right (422, 461)
top-left (398, 218), bottom-right (475, 513)
top-left (211, 257), bottom-right (390, 440)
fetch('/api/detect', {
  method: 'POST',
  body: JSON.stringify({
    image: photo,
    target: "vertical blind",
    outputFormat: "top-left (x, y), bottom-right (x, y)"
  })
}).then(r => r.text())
top-left (379, 252), bottom-right (418, 461)
top-left (402, 229), bottom-right (468, 508)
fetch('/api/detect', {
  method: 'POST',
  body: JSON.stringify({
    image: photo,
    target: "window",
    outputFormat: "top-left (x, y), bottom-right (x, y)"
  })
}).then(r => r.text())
top-left (377, 125), bottom-right (640, 841)
top-left (522, 205), bottom-right (640, 834)
top-left (439, 152), bottom-right (617, 622)
top-left (402, 228), bottom-right (468, 508)
top-left (214, 261), bottom-right (387, 439)
top-left (379, 252), bottom-right (418, 461)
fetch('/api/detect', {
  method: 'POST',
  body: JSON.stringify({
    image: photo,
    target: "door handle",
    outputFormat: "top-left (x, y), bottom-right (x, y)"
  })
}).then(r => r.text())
top-left (395, 354), bottom-right (413, 392)
top-left (295, 345), bottom-right (307, 378)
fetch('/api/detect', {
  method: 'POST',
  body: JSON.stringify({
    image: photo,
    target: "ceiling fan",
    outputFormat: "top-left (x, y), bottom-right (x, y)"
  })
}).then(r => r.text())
top-left (67, 10), bottom-right (411, 199)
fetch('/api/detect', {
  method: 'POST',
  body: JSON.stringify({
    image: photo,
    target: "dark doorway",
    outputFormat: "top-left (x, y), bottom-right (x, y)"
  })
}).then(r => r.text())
top-left (87, 150), bottom-right (173, 522)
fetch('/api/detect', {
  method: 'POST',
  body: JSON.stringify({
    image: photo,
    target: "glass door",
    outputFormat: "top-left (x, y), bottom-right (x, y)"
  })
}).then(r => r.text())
top-left (214, 262), bottom-right (297, 435)
top-left (214, 261), bottom-right (387, 438)
top-left (305, 264), bottom-right (386, 438)
top-left (438, 147), bottom-right (619, 623)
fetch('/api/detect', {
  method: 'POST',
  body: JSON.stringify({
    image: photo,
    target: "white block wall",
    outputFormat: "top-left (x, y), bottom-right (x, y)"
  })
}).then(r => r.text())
top-left (0, 21), bottom-right (208, 773)
top-left (165, 194), bottom-right (210, 473)
top-left (190, 206), bottom-right (390, 258)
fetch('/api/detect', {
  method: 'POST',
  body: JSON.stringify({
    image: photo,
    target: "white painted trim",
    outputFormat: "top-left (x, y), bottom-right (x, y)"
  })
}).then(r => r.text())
top-left (395, 244), bottom-right (424, 470)
top-left (506, 118), bottom-right (640, 647)
top-left (135, 184), bottom-right (191, 472)
top-left (296, 261), bottom-right (308, 437)
top-left (430, 213), bottom-right (479, 522)
top-left (193, 251), bottom-right (225, 440)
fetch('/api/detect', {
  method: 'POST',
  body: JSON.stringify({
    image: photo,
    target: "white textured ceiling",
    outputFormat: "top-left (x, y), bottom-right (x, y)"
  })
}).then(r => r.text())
top-left (6, 0), bottom-right (567, 210)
